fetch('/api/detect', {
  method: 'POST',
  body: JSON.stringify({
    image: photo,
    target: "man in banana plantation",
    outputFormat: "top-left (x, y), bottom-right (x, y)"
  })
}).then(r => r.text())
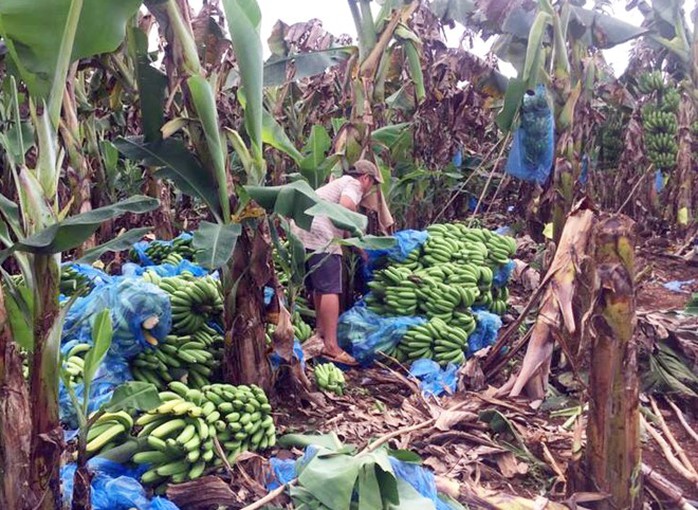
top-left (293, 159), bottom-right (387, 366)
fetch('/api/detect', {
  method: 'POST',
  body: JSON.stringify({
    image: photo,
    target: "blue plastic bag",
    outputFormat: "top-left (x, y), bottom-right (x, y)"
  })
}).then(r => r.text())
top-left (505, 85), bottom-right (554, 185)
top-left (59, 355), bottom-right (133, 429)
top-left (492, 260), bottom-right (515, 288)
top-left (366, 229), bottom-right (428, 266)
top-left (270, 339), bottom-right (306, 370)
top-left (389, 457), bottom-right (456, 510)
top-left (655, 170), bottom-right (665, 192)
top-left (66, 263), bottom-right (113, 288)
top-left (266, 457), bottom-right (297, 490)
top-left (63, 278), bottom-right (172, 360)
top-left (338, 302), bottom-right (427, 366)
top-left (468, 310), bottom-right (502, 355)
top-left (61, 458), bottom-right (180, 510)
top-left (409, 359), bottom-right (459, 397)
top-left (122, 259), bottom-right (208, 278)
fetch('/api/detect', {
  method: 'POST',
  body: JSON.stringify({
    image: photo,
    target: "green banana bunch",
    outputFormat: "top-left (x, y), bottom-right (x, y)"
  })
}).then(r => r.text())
top-left (599, 113), bottom-right (625, 169)
top-left (131, 326), bottom-right (224, 390)
top-left (314, 363), bottom-right (346, 395)
top-left (395, 317), bottom-right (470, 366)
top-left (292, 313), bottom-right (313, 342)
top-left (134, 381), bottom-right (275, 489)
top-left (60, 266), bottom-right (92, 297)
top-left (62, 342), bottom-right (91, 386)
top-left (12, 265), bottom-right (92, 298)
top-left (130, 236), bottom-right (197, 265)
top-left (637, 71), bottom-right (664, 94)
top-left (157, 275), bottom-right (224, 334)
top-left (83, 411), bottom-right (134, 459)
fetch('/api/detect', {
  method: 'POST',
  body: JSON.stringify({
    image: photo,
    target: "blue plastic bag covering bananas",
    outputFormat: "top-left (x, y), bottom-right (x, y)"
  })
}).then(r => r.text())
top-left (505, 84), bottom-right (555, 185)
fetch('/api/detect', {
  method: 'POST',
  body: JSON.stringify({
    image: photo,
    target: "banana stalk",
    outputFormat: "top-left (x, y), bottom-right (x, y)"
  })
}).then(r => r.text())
top-left (585, 215), bottom-right (641, 510)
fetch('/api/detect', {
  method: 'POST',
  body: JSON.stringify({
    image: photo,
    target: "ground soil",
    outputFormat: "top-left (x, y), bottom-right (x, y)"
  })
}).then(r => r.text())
top-left (226, 244), bottom-right (698, 509)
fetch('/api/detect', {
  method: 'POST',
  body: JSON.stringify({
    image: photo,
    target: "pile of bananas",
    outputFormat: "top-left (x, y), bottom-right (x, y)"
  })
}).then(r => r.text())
top-left (365, 225), bottom-right (514, 319)
top-left (132, 382), bottom-right (274, 488)
top-left (131, 326), bottom-right (223, 390)
top-left (292, 313), bottom-right (313, 342)
top-left (392, 317), bottom-right (469, 366)
top-left (62, 342), bottom-right (91, 386)
top-left (314, 363), bottom-right (346, 395)
top-left (60, 266), bottom-right (92, 297)
top-left (85, 411), bottom-right (135, 458)
top-left (130, 235), bottom-right (197, 265)
top-left (637, 71), bottom-right (664, 94)
top-left (12, 265), bottom-right (93, 298)
top-left (142, 271), bottom-right (224, 334)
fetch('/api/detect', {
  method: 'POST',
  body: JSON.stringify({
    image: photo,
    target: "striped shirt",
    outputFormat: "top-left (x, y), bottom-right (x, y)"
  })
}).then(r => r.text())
top-left (292, 175), bottom-right (363, 254)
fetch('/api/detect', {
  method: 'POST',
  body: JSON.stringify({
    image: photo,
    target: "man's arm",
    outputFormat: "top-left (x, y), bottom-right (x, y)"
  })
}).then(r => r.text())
top-left (339, 195), bottom-right (358, 211)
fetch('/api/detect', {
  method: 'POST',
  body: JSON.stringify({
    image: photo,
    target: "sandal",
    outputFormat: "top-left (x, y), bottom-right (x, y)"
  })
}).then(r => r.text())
top-left (321, 350), bottom-right (358, 367)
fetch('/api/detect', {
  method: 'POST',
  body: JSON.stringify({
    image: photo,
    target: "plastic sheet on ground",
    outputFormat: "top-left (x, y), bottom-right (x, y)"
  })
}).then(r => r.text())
top-left (389, 457), bottom-right (458, 510)
top-left (63, 278), bottom-right (172, 360)
top-left (505, 84), bottom-right (554, 185)
top-left (338, 301), bottom-right (427, 366)
top-left (265, 446), bottom-right (457, 510)
top-left (663, 279), bottom-right (695, 293)
top-left (61, 458), bottom-right (179, 510)
top-left (468, 310), bottom-right (502, 356)
top-left (409, 359), bottom-right (458, 398)
top-left (59, 354), bottom-right (133, 429)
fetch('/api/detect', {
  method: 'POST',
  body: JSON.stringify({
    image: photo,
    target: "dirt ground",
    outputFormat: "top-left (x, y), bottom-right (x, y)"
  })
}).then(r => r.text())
top-left (223, 245), bottom-right (698, 509)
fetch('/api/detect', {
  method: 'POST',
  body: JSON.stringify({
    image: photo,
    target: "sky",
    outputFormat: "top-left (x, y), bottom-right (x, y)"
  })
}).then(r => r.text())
top-left (188, 0), bottom-right (696, 78)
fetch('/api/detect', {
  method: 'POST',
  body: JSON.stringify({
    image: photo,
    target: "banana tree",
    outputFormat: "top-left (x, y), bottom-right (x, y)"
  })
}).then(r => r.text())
top-left (0, 0), bottom-right (156, 507)
top-left (115, 0), bottom-right (370, 394)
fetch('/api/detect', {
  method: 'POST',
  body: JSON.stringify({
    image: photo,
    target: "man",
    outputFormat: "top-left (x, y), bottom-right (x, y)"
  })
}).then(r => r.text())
top-left (293, 160), bottom-right (384, 365)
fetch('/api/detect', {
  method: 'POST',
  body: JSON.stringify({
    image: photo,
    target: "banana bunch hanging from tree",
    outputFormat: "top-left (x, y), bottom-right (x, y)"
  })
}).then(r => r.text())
top-left (639, 72), bottom-right (680, 170)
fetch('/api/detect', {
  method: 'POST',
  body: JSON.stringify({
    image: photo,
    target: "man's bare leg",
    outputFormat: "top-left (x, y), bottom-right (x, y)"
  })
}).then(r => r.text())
top-left (313, 291), bottom-right (324, 337)
top-left (316, 293), bottom-right (343, 356)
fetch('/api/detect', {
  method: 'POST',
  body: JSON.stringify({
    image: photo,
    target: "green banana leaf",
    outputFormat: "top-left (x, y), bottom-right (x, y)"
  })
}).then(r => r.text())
top-left (0, 0), bottom-right (142, 98)
top-left (245, 181), bottom-right (367, 236)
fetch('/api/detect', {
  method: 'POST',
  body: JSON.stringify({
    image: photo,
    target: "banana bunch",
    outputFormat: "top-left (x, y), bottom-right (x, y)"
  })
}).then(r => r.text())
top-left (396, 317), bottom-right (469, 366)
top-left (643, 107), bottom-right (678, 135)
top-left (490, 287), bottom-right (509, 316)
top-left (292, 313), bottom-right (313, 342)
top-left (60, 266), bottom-right (92, 297)
top-left (130, 236), bottom-right (197, 265)
top-left (85, 411), bottom-right (134, 458)
top-left (202, 383), bottom-right (276, 462)
top-left (133, 381), bottom-right (274, 488)
top-left (599, 113), bottom-right (625, 169)
top-left (155, 275), bottom-right (224, 334)
top-left (520, 89), bottom-right (553, 163)
top-left (314, 363), bottom-right (346, 395)
top-left (62, 342), bottom-right (91, 386)
top-left (131, 326), bottom-right (223, 390)
top-left (662, 87), bottom-right (680, 113)
top-left (637, 71), bottom-right (664, 94)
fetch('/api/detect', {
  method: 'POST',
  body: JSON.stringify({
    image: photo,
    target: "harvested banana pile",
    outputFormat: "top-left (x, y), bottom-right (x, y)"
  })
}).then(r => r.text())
top-left (292, 312), bottom-right (313, 342)
top-left (84, 411), bottom-right (135, 458)
top-left (129, 235), bottom-right (197, 265)
top-left (364, 223), bottom-right (515, 365)
top-left (314, 363), bottom-right (346, 395)
top-left (393, 317), bottom-right (469, 366)
top-left (142, 271), bottom-right (224, 334)
top-left (130, 326), bottom-right (223, 390)
top-left (62, 342), bottom-right (91, 386)
top-left (132, 382), bottom-right (275, 489)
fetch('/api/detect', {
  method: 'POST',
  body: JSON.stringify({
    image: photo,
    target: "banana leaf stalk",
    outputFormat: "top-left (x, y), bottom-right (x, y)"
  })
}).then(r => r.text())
top-left (586, 215), bottom-right (641, 510)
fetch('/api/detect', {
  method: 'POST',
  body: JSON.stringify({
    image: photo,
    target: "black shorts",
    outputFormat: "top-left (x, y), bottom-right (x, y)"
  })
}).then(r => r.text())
top-left (305, 252), bottom-right (343, 294)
